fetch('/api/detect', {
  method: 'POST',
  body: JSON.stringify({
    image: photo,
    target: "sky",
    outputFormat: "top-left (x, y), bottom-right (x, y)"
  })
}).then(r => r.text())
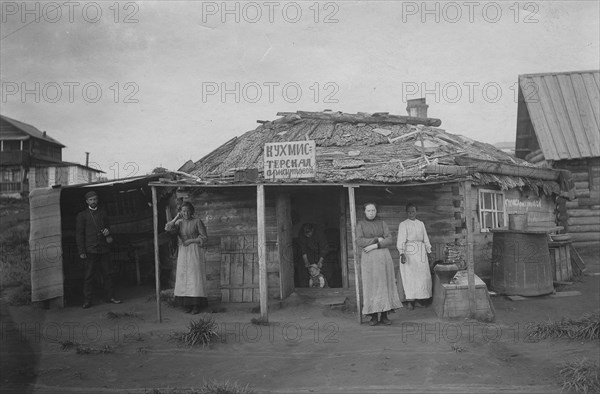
top-left (1, 1), bottom-right (599, 178)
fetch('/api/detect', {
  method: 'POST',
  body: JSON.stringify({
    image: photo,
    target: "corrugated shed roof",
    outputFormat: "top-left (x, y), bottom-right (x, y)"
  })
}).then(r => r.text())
top-left (0, 115), bottom-right (66, 147)
top-left (187, 110), bottom-right (547, 189)
top-left (519, 70), bottom-right (600, 160)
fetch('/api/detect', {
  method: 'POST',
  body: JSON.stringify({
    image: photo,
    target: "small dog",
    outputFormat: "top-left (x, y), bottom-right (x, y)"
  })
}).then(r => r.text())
top-left (308, 264), bottom-right (328, 288)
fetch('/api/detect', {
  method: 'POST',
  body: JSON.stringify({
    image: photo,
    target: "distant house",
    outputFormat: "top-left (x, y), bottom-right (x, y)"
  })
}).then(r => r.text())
top-left (515, 70), bottom-right (600, 247)
top-left (0, 115), bottom-right (104, 197)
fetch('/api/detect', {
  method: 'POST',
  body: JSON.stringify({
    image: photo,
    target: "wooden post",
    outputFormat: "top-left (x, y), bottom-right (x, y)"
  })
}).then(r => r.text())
top-left (347, 186), bottom-right (362, 324)
top-left (151, 186), bottom-right (162, 323)
top-left (257, 185), bottom-right (268, 320)
top-left (463, 181), bottom-right (476, 317)
top-left (339, 189), bottom-right (349, 288)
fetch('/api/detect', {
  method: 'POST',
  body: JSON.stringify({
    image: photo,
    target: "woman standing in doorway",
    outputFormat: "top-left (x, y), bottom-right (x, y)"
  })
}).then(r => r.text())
top-left (396, 202), bottom-right (432, 310)
top-left (357, 203), bottom-right (402, 326)
top-left (165, 202), bottom-right (208, 314)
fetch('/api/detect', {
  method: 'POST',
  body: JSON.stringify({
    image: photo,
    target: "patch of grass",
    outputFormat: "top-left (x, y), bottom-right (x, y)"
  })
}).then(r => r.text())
top-left (106, 311), bottom-right (143, 320)
top-left (525, 313), bottom-right (600, 342)
top-left (60, 340), bottom-right (81, 351)
top-left (559, 359), bottom-right (600, 394)
top-left (2, 283), bottom-right (31, 306)
top-left (75, 344), bottom-right (114, 355)
top-left (451, 344), bottom-right (465, 353)
top-left (144, 380), bottom-right (255, 394)
top-left (0, 223), bottom-right (31, 291)
top-left (171, 314), bottom-right (220, 347)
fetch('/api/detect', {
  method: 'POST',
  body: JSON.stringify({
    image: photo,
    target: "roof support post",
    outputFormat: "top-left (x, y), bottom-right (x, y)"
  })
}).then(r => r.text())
top-left (257, 184), bottom-right (268, 321)
top-left (152, 186), bottom-right (162, 323)
top-left (346, 185), bottom-right (362, 324)
top-left (463, 180), bottom-right (476, 317)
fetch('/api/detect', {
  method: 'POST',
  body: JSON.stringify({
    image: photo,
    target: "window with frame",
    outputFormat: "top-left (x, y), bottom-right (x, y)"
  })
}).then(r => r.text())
top-left (478, 189), bottom-right (506, 232)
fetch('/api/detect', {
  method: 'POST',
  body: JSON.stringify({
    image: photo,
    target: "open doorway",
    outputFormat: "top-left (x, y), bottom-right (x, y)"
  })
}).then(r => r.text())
top-left (291, 189), bottom-right (343, 289)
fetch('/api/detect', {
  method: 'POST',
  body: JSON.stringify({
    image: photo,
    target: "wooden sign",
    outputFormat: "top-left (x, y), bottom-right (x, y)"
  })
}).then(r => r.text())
top-left (263, 141), bottom-right (316, 180)
top-left (504, 198), bottom-right (542, 213)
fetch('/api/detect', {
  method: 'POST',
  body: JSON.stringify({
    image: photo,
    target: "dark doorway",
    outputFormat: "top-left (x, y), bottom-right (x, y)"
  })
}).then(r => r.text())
top-left (291, 189), bottom-right (343, 288)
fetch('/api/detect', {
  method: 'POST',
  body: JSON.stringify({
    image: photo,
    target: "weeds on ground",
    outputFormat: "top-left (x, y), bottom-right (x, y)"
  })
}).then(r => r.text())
top-left (2, 283), bottom-right (31, 305)
top-left (170, 314), bottom-right (219, 347)
top-left (60, 340), bottom-right (114, 354)
top-left (106, 311), bottom-right (143, 320)
top-left (60, 340), bottom-right (81, 351)
top-left (559, 359), bottom-right (600, 394)
top-left (75, 344), bottom-right (114, 355)
top-left (0, 223), bottom-right (31, 298)
top-left (145, 380), bottom-right (255, 394)
top-left (525, 313), bottom-right (600, 342)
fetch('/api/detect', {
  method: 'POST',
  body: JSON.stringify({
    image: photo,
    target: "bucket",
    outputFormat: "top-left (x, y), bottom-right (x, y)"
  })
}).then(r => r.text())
top-left (508, 213), bottom-right (528, 230)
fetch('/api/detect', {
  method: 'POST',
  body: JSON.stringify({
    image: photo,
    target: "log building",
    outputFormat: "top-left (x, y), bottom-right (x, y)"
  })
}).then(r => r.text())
top-left (515, 70), bottom-right (600, 248)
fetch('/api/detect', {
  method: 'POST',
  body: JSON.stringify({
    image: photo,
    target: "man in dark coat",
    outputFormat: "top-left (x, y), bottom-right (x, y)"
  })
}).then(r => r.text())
top-left (76, 190), bottom-right (121, 308)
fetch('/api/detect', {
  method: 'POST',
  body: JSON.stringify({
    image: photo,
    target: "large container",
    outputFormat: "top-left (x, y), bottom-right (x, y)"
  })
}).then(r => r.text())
top-left (490, 229), bottom-right (553, 296)
top-left (508, 213), bottom-right (528, 230)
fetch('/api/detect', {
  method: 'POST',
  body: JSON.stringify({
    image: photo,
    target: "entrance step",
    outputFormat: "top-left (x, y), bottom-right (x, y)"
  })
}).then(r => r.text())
top-left (294, 288), bottom-right (356, 300)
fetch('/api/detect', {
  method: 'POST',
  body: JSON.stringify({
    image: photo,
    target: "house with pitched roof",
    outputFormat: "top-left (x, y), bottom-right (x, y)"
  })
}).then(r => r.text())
top-left (0, 115), bottom-right (104, 197)
top-left (146, 103), bottom-right (572, 321)
top-left (515, 70), bottom-right (600, 247)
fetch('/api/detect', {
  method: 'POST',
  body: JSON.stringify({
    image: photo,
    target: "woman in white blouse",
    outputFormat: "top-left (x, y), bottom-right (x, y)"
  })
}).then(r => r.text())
top-left (396, 202), bottom-right (432, 310)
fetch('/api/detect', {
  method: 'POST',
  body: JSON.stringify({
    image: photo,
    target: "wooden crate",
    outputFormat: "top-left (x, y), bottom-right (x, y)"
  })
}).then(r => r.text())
top-left (432, 273), bottom-right (495, 321)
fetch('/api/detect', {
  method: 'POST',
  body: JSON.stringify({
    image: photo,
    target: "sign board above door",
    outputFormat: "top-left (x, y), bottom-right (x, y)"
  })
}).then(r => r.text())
top-left (263, 140), bottom-right (316, 180)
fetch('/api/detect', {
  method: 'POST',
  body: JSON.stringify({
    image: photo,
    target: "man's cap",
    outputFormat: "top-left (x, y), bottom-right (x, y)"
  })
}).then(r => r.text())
top-left (308, 264), bottom-right (319, 270)
top-left (84, 191), bottom-right (98, 200)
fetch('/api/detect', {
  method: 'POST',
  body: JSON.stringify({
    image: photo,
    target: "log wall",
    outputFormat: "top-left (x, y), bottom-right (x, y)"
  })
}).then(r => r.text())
top-left (187, 188), bottom-right (281, 301)
top-left (470, 187), bottom-right (556, 277)
top-left (346, 184), bottom-right (462, 286)
top-left (554, 158), bottom-right (600, 247)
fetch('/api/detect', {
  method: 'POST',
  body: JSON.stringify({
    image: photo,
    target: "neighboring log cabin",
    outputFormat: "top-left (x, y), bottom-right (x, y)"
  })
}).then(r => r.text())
top-left (152, 105), bottom-right (573, 315)
top-left (515, 70), bottom-right (600, 247)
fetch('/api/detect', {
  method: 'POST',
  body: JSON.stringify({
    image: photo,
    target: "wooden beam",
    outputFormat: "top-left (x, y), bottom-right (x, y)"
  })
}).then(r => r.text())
top-left (455, 156), bottom-right (559, 181)
top-left (463, 181), bottom-right (476, 318)
top-left (424, 165), bottom-right (469, 177)
top-left (347, 186), bottom-right (362, 324)
top-left (257, 185), bottom-right (268, 320)
top-left (276, 111), bottom-right (442, 127)
top-left (339, 190), bottom-right (349, 288)
top-left (151, 186), bottom-right (162, 323)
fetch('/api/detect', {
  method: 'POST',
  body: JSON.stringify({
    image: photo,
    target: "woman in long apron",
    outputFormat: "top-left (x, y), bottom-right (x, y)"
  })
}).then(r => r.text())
top-left (357, 203), bottom-right (402, 326)
top-left (397, 202), bottom-right (432, 310)
top-left (165, 202), bottom-right (208, 314)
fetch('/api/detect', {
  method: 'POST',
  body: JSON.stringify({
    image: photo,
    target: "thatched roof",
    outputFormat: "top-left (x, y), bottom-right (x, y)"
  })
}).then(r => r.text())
top-left (185, 110), bottom-right (564, 194)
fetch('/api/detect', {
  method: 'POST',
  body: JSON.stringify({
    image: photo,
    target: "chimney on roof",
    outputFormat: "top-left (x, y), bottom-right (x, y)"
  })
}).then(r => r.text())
top-left (85, 152), bottom-right (89, 167)
top-left (43, 131), bottom-right (47, 137)
top-left (406, 98), bottom-right (428, 118)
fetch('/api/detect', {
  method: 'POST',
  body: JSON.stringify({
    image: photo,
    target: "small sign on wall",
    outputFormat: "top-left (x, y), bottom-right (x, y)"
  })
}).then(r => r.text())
top-left (263, 140), bottom-right (316, 180)
top-left (504, 198), bottom-right (542, 213)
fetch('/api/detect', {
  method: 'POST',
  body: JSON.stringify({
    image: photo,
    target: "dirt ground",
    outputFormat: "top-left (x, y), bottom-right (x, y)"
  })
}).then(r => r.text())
top-left (1, 247), bottom-right (599, 394)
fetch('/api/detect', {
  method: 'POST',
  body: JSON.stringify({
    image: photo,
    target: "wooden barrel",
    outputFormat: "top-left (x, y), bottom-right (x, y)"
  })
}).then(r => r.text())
top-left (490, 229), bottom-right (553, 296)
top-left (548, 240), bottom-right (573, 282)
